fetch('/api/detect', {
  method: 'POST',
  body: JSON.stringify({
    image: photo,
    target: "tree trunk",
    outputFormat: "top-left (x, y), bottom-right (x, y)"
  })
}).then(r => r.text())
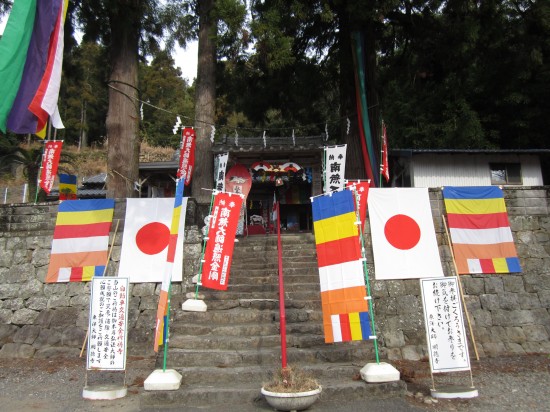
top-left (105, 5), bottom-right (140, 198)
top-left (191, 0), bottom-right (217, 205)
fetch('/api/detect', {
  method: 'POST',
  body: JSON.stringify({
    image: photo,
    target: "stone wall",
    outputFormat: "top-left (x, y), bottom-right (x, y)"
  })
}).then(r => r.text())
top-left (0, 187), bottom-right (549, 360)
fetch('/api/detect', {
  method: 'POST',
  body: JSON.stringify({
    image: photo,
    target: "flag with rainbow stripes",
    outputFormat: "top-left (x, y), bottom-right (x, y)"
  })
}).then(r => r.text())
top-left (46, 199), bottom-right (114, 282)
top-left (443, 186), bottom-right (521, 274)
top-left (311, 190), bottom-right (372, 343)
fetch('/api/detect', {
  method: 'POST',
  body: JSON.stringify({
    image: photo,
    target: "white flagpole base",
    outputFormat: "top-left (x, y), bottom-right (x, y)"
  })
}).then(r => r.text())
top-left (182, 298), bottom-right (207, 312)
top-left (82, 384), bottom-right (127, 400)
top-left (144, 369), bottom-right (182, 391)
top-left (431, 385), bottom-right (478, 399)
top-left (360, 362), bottom-right (400, 383)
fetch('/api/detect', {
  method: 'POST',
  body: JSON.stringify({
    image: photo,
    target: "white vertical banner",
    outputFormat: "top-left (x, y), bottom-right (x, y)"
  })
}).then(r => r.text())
top-left (324, 144), bottom-right (347, 193)
top-left (420, 276), bottom-right (471, 373)
top-left (87, 277), bottom-right (129, 370)
top-left (214, 152), bottom-right (229, 191)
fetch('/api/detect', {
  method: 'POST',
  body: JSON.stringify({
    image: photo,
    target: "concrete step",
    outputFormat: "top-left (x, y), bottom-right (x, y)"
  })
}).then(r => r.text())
top-left (172, 307), bottom-right (323, 324)
top-left (141, 371), bottom-right (406, 409)
top-left (164, 344), bottom-right (375, 367)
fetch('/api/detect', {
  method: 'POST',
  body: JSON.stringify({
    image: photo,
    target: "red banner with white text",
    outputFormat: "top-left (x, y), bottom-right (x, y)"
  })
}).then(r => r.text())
top-left (177, 127), bottom-right (196, 185)
top-left (201, 192), bottom-right (244, 290)
top-left (40, 140), bottom-right (63, 194)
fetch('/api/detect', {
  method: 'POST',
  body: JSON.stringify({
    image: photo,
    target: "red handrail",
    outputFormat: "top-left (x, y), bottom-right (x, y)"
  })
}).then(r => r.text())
top-left (276, 201), bottom-right (288, 368)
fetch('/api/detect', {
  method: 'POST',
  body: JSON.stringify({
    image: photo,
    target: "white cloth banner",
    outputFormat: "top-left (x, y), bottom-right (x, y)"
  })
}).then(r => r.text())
top-left (369, 188), bottom-right (443, 279)
top-left (119, 198), bottom-right (188, 282)
top-left (214, 152), bottom-right (229, 191)
top-left (324, 145), bottom-right (347, 193)
top-left (420, 277), bottom-right (471, 373)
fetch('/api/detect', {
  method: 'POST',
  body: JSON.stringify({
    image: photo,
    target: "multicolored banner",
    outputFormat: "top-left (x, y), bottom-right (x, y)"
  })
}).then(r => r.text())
top-left (442, 186), bottom-right (521, 274)
top-left (0, 0), bottom-right (66, 134)
top-left (155, 179), bottom-right (185, 352)
top-left (46, 199), bottom-right (115, 283)
top-left (311, 190), bottom-right (371, 343)
top-left (201, 191), bottom-right (244, 290)
top-left (39, 140), bottom-right (63, 194)
top-left (369, 188), bottom-right (444, 280)
top-left (177, 127), bottom-right (196, 185)
top-left (324, 145), bottom-right (347, 193)
top-left (59, 173), bottom-right (77, 200)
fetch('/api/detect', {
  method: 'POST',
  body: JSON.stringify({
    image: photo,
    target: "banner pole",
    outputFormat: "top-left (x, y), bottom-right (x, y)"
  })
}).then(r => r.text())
top-left (442, 215), bottom-right (480, 361)
top-left (353, 188), bottom-right (379, 364)
top-left (162, 283), bottom-right (172, 371)
top-left (194, 191), bottom-right (216, 299)
top-left (276, 200), bottom-right (288, 368)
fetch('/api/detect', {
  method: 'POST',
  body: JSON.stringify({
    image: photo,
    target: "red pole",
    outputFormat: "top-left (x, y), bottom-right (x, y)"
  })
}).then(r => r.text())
top-left (276, 200), bottom-right (288, 368)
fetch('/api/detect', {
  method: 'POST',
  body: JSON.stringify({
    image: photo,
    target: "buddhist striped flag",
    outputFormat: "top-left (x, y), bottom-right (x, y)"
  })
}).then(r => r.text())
top-left (46, 199), bottom-right (115, 283)
top-left (59, 173), bottom-right (77, 200)
top-left (442, 186), bottom-right (521, 274)
top-left (311, 190), bottom-right (371, 343)
top-left (155, 179), bottom-right (186, 352)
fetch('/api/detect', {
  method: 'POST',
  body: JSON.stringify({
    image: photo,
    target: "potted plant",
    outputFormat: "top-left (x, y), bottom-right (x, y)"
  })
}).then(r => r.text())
top-left (261, 365), bottom-right (322, 411)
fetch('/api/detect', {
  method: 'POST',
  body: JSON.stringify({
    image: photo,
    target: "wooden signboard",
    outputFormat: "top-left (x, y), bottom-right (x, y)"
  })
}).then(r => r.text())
top-left (87, 277), bottom-right (129, 370)
top-left (420, 276), bottom-right (471, 373)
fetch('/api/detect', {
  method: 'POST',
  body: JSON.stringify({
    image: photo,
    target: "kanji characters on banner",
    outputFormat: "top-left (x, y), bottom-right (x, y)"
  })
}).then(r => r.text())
top-left (380, 122), bottom-right (389, 183)
top-left (214, 152), bottom-right (229, 191)
top-left (369, 188), bottom-right (443, 279)
top-left (442, 186), bottom-right (521, 274)
top-left (311, 190), bottom-right (371, 343)
top-left (324, 145), bottom-right (347, 193)
top-left (40, 140), bottom-right (63, 194)
top-left (177, 127), bottom-right (196, 185)
top-left (201, 191), bottom-right (244, 291)
top-left (118, 197), bottom-right (188, 283)
top-left (345, 180), bottom-right (370, 230)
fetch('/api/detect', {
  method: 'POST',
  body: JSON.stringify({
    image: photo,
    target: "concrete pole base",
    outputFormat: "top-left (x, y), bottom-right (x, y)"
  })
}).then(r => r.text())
top-left (82, 384), bottom-right (127, 400)
top-left (144, 369), bottom-right (183, 391)
top-left (431, 385), bottom-right (479, 399)
top-left (360, 362), bottom-right (401, 383)
top-left (182, 298), bottom-right (207, 312)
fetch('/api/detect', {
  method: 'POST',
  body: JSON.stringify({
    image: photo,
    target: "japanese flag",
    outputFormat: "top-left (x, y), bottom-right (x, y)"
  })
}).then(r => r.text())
top-left (119, 198), bottom-right (188, 283)
top-left (368, 188), bottom-right (443, 280)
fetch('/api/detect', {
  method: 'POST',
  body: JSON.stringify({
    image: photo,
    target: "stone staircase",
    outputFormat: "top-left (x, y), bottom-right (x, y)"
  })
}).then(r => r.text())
top-left (141, 233), bottom-right (405, 409)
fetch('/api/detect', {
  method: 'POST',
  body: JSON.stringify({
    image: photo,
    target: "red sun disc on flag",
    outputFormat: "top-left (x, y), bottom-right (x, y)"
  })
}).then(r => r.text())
top-left (384, 214), bottom-right (421, 250)
top-left (135, 222), bottom-right (170, 255)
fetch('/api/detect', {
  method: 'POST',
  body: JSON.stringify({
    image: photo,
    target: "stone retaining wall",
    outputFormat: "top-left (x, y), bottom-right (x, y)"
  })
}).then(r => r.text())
top-left (0, 187), bottom-right (549, 360)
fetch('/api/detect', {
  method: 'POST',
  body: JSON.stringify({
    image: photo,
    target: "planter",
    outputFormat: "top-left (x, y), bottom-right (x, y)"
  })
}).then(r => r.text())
top-left (261, 386), bottom-right (322, 411)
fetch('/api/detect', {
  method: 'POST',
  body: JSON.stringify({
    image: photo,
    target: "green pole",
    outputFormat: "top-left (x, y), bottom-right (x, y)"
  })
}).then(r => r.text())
top-left (194, 191), bottom-right (216, 299)
top-left (162, 283), bottom-right (172, 371)
top-left (353, 187), bottom-right (380, 364)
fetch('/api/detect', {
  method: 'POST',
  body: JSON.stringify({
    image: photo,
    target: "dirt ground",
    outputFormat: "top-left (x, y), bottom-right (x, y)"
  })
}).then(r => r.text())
top-left (0, 354), bottom-right (548, 411)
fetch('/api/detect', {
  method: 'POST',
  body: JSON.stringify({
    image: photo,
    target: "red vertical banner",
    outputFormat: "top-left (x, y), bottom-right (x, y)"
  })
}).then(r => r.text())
top-left (177, 127), bottom-right (196, 185)
top-left (40, 140), bottom-right (63, 194)
top-left (345, 180), bottom-right (370, 230)
top-left (201, 192), bottom-right (244, 290)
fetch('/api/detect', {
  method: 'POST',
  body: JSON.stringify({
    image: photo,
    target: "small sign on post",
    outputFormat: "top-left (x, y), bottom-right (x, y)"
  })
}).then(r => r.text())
top-left (420, 276), bottom-right (478, 398)
top-left (83, 277), bottom-right (129, 400)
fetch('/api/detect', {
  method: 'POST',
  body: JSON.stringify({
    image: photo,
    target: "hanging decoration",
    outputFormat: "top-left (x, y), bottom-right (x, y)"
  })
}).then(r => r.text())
top-left (172, 116), bottom-right (181, 135)
top-left (210, 125), bottom-right (216, 143)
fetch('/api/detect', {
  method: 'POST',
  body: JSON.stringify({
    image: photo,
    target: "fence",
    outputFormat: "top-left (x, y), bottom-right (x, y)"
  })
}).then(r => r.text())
top-left (1, 184), bottom-right (29, 204)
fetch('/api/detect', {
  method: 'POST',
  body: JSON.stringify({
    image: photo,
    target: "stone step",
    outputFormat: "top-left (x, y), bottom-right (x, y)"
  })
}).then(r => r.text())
top-left (229, 266), bottom-right (319, 277)
top-left (164, 344), bottom-right (375, 367)
top-left (141, 371), bottom-right (406, 409)
top-left (197, 298), bottom-right (321, 311)
top-left (169, 320), bottom-right (322, 338)
top-left (173, 307), bottom-right (322, 324)
top-left (223, 272), bottom-right (320, 285)
top-left (168, 332), bottom-right (325, 350)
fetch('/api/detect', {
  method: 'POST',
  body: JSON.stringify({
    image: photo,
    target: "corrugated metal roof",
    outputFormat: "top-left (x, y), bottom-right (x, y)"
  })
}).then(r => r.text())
top-left (82, 173), bottom-right (107, 184)
top-left (392, 148), bottom-right (550, 155)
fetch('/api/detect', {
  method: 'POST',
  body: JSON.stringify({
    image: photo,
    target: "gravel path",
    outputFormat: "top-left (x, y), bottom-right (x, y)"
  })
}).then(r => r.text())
top-left (0, 354), bottom-right (548, 411)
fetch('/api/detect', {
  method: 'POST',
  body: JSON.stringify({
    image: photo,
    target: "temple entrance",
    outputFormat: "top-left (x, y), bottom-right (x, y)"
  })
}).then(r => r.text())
top-left (245, 161), bottom-right (313, 234)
